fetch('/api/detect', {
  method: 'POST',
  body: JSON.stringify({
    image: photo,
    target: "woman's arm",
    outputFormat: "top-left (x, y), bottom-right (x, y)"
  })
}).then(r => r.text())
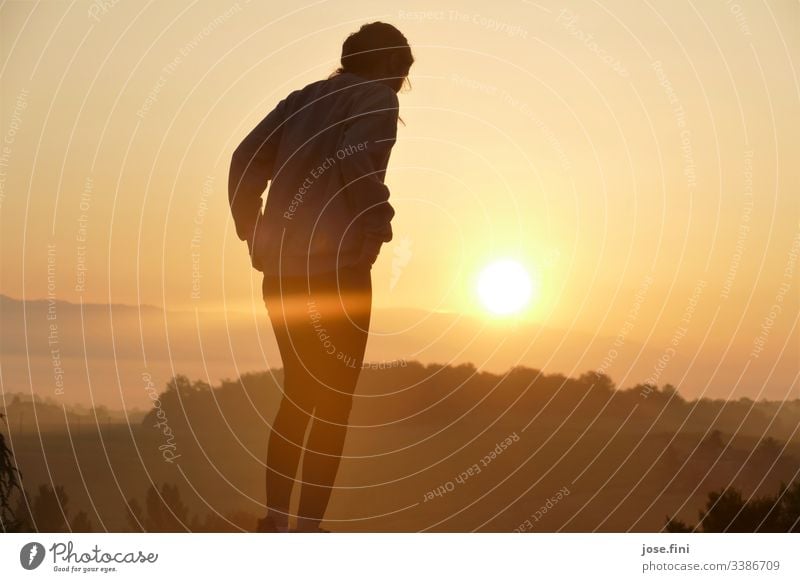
top-left (228, 97), bottom-right (288, 244)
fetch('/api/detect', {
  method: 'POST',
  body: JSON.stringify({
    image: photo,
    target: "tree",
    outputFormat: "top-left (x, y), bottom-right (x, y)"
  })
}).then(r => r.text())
top-left (666, 481), bottom-right (800, 532)
top-left (12, 492), bottom-right (32, 532)
top-left (125, 483), bottom-right (191, 532)
top-left (31, 484), bottom-right (70, 532)
top-left (125, 498), bottom-right (144, 532)
top-left (0, 413), bottom-right (23, 532)
top-left (577, 371), bottom-right (615, 392)
top-left (71, 510), bottom-right (93, 532)
top-left (165, 375), bottom-right (193, 394)
top-left (660, 384), bottom-right (684, 402)
top-left (664, 517), bottom-right (693, 532)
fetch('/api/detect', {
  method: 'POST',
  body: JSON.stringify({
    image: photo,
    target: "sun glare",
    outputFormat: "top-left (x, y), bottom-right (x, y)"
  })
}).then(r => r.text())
top-left (477, 259), bottom-right (537, 316)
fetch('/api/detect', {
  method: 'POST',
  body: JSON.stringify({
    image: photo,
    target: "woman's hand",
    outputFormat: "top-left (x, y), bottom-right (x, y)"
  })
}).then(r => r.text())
top-left (246, 222), bottom-right (265, 272)
top-left (355, 236), bottom-right (383, 268)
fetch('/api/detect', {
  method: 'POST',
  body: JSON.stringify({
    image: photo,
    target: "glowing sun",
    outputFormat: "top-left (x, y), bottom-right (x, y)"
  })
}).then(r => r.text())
top-left (477, 259), bottom-right (537, 316)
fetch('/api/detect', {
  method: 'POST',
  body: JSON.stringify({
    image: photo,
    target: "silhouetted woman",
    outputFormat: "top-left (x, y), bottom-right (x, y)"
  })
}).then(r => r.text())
top-left (228, 22), bottom-right (413, 532)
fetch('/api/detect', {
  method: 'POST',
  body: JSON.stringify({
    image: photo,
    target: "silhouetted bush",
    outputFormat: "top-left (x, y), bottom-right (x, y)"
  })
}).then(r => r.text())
top-left (0, 413), bottom-right (23, 532)
top-left (666, 481), bottom-right (800, 532)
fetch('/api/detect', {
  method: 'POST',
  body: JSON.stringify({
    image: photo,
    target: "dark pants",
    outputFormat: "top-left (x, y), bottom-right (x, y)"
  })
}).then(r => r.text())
top-left (262, 264), bottom-right (372, 524)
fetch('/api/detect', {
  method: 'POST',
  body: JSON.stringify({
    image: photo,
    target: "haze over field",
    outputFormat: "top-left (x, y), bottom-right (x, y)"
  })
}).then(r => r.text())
top-left (0, 293), bottom-right (797, 410)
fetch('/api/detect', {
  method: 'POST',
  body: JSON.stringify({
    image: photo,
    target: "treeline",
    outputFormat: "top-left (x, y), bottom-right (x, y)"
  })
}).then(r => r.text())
top-left (142, 363), bottom-right (800, 443)
top-left (0, 393), bottom-right (147, 433)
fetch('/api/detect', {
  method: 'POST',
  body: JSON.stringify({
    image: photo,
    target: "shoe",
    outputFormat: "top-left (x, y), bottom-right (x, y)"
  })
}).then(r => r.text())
top-left (255, 514), bottom-right (289, 533)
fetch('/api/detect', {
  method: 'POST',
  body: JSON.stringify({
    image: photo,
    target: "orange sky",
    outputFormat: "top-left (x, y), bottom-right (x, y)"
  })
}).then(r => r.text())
top-left (1, 0), bottom-right (798, 401)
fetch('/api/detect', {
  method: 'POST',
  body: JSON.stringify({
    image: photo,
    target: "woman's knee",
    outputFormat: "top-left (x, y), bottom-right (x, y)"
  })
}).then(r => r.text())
top-left (275, 394), bottom-right (313, 425)
top-left (316, 393), bottom-right (354, 425)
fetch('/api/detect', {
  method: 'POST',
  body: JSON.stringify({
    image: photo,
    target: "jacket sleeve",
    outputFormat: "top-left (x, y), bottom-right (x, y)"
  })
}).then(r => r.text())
top-left (338, 84), bottom-right (399, 245)
top-left (228, 97), bottom-right (288, 242)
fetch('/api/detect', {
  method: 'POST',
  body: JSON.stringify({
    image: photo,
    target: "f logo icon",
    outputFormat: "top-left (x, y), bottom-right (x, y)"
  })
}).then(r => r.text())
top-left (20, 542), bottom-right (45, 570)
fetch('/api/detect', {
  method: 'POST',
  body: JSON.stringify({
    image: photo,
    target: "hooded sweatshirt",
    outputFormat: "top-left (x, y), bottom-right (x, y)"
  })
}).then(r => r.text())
top-left (228, 72), bottom-right (399, 276)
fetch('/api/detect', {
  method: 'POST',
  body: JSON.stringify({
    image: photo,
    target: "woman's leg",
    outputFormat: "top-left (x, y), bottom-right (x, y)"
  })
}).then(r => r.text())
top-left (297, 265), bottom-right (372, 529)
top-left (265, 379), bottom-right (311, 524)
top-left (263, 275), bottom-right (315, 527)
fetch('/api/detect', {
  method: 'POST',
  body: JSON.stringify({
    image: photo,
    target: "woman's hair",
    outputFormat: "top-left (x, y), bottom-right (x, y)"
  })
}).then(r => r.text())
top-left (333, 22), bottom-right (414, 86)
